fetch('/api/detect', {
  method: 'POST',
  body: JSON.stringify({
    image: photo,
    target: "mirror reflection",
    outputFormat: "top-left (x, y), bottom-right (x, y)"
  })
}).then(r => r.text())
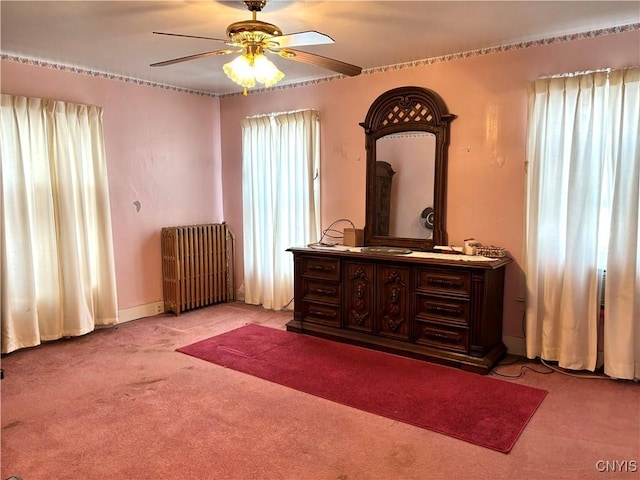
top-left (374, 132), bottom-right (436, 239)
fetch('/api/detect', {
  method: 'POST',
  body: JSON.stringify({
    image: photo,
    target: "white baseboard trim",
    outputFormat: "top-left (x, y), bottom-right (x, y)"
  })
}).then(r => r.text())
top-left (503, 335), bottom-right (526, 357)
top-left (118, 301), bottom-right (164, 324)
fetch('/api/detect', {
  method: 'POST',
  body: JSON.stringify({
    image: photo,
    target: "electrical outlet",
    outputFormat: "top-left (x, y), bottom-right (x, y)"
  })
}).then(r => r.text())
top-left (155, 303), bottom-right (164, 314)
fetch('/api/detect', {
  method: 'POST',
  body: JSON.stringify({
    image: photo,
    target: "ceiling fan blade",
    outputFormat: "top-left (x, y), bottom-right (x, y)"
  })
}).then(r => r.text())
top-left (150, 49), bottom-right (236, 67)
top-left (269, 30), bottom-right (334, 48)
top-left (153, 31), bottom-right (229, 43)
top-left (277, 49), bottom-right (362, 77)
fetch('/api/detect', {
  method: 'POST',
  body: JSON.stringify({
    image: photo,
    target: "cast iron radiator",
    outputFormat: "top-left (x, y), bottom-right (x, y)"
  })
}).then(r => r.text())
top-left (161, 223), bottom-right (235, 315)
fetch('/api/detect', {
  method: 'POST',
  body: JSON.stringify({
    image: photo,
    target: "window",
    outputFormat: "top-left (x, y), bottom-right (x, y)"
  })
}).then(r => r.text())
top-left (241, 109), bottom-right (320, 309)
top-left (524, 68), bottom-right (639, 380)
top-left (0, 95), bottom-right (118, 353)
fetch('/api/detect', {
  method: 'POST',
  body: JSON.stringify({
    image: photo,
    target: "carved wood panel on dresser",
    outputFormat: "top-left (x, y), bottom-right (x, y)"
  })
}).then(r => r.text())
top-left (377, 265), bottom-right (411, 341)
top-left (344, 262), bottom-right (375, 333)
top-left (287, 247), bottom-right (511, 374)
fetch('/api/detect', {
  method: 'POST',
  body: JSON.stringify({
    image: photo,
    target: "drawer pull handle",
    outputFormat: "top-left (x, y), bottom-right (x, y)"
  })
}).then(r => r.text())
top-left (308, 265), bottom-right (335, 273)
top-left (427, 277), bottom-right (463, 288)
top-left (424, 329), bottom-right (461, 344)
top-left (425, 304), bottom-right (462, 316)
top-left (309, 287), bottom-right (337, 296)
top-left (309, 309), bottom-right (336, 319)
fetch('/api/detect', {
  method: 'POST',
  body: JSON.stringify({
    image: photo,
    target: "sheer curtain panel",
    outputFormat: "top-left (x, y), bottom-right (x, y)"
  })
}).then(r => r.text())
top-left (241, 109), bottom-right (320, 310)
top-left (0, 95), bottom-right (118, 354)
top-left (524, 68), bottom-right (639, 380)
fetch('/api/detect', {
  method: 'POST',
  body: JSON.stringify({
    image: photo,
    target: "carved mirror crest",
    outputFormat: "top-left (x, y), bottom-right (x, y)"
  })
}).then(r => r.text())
top-left (360, 86), bottom-right (456, 251)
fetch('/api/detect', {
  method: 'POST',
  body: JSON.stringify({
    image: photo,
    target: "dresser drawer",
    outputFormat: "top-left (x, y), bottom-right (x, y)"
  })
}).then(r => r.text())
top-left (415, 295), bottom-right (469, 325)
top-left (301, 301), bottom-right (341, 327)
top-left (416, 267), bottom-right (471, 297)
top-left (301, 256), bottom-right (341, 281)
top-left (302, 279), bottom-right (341, 304)
top-left (415, 320), bottom-right (469, 353)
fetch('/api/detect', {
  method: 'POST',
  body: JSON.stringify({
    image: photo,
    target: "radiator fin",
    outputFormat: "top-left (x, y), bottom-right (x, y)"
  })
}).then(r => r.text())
top-left (161, 223), bottom-right (235, 315)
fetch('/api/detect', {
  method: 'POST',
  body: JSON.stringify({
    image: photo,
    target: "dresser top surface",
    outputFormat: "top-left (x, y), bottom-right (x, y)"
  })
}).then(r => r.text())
top-left (288, 246), bottom-right (512, 270)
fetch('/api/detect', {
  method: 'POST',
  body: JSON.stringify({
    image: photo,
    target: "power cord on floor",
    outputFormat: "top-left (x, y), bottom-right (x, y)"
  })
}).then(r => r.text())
top-left (539, 358), bottom-right (610, 379)
top-left (492, 355), bottom-right (614, 380)
top-left (491, 356), bottom-right (554, 378)
top-left (282, 297), bottom-right (294, 309)
top-left (519, 302), bottom-right (612, 380)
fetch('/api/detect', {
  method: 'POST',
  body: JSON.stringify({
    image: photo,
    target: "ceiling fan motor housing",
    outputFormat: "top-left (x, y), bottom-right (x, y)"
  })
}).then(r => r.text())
top-left (228, 0), bottom-right (283, 47)
top-left (226, 20), bottom-right (283, 45)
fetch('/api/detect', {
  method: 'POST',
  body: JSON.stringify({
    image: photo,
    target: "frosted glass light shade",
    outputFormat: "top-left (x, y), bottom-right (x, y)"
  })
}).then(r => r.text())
top-left (223, 55), bottom-right (256, 88)
top-left (253, 54), bottom-right (285, 87)
top-left (223, 53), bottom-right (284, 89)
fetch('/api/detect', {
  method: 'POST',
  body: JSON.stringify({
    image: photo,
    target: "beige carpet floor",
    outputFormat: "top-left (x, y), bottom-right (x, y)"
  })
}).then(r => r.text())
top-left (1, 302), bottom-right (638, 479)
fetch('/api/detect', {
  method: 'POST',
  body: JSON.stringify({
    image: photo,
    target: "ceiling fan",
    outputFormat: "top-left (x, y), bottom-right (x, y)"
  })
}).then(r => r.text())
top-left (150, 0), bottom-right (362, 93)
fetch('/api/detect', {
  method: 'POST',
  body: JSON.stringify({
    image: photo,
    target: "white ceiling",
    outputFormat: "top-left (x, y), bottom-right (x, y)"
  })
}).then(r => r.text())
top-left (1, 1), bottom-right (639, 96)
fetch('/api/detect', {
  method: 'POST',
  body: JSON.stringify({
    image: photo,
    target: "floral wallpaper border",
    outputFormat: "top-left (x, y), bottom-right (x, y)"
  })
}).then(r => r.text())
top-left (2, 23), bottom-right (638, 99)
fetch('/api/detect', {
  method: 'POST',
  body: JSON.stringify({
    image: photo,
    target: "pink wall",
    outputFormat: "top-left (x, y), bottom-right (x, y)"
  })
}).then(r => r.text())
top-left (219, 30), bottom-right (640, 339)
top-left (2, 29), bottom-right (638, 339)
top-left (1, 61), bottom-right (223, 311)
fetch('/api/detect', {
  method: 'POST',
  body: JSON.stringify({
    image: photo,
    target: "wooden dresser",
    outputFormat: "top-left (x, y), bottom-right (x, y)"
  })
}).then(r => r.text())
top-left (286, 247), bottom-right (511, 374)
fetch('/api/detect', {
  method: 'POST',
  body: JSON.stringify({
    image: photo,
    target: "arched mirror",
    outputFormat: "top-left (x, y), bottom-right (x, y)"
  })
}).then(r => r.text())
top-left (360, 86), bottom-right (456, 251)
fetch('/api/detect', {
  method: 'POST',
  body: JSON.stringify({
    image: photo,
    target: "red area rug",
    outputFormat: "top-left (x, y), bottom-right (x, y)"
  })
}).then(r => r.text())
top-left (177, 324), bottom-right (547, 453)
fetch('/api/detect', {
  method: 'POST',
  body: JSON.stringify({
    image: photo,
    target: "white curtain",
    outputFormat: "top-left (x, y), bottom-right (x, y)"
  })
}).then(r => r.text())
top-left (241, 109), bottom-right (320, 310)
top-left (524, 68), bottom-right (640, 380)
top-left (0, 94), bottom-right (118, 354)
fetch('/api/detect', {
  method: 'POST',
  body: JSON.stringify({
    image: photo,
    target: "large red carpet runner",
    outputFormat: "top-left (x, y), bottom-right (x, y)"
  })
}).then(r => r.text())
top-left (177, 324), bottom-right (547, 453)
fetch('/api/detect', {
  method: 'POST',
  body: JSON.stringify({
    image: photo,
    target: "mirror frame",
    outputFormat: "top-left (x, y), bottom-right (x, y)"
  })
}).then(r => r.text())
top-left (360, 86), bottom-right (456, 251)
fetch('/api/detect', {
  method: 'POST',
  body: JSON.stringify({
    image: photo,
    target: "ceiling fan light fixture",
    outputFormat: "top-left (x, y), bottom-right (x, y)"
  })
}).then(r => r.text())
top-left (223, 47), bottom-right (284, 91)
top-left (223, 53), bottom-right (256, 88)
top-left (253, 54), bottom-right (284, 87)
top-left (152, 0), bottom-right (361, 94)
